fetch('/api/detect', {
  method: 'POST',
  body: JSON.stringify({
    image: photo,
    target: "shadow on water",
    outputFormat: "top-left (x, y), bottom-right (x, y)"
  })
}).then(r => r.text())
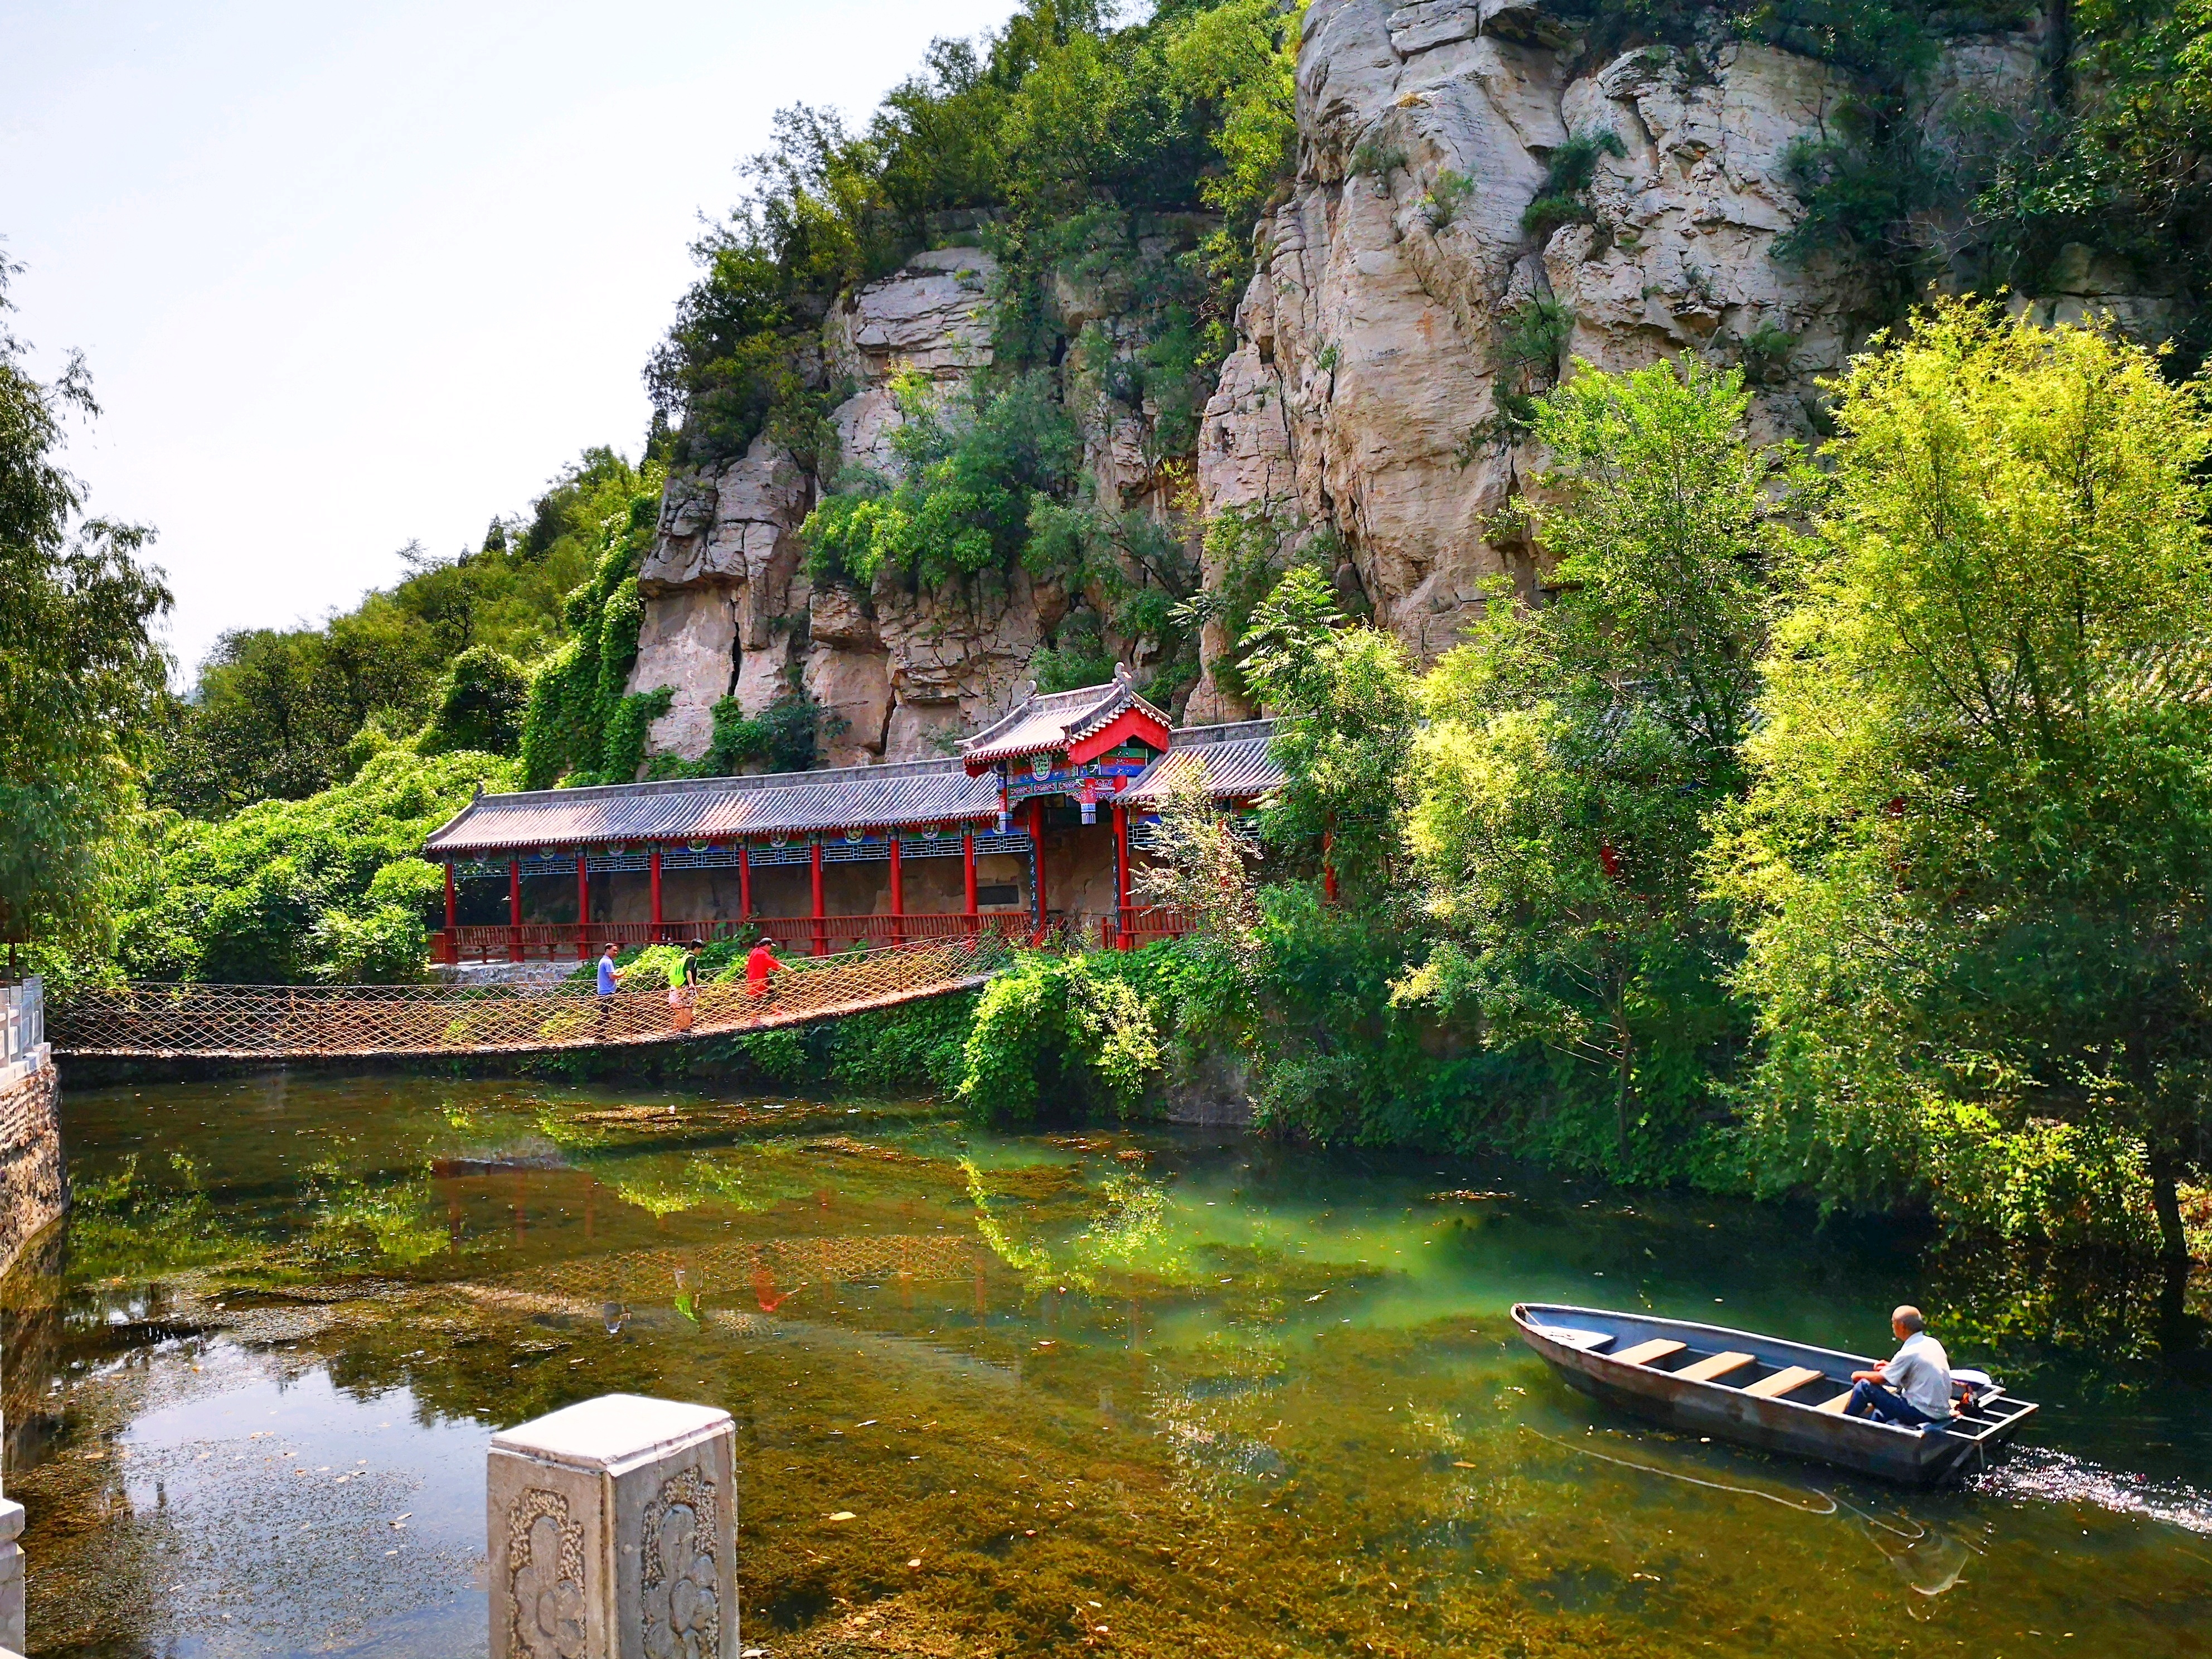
top-left (4, 1071), bottom-right (2211, 1656)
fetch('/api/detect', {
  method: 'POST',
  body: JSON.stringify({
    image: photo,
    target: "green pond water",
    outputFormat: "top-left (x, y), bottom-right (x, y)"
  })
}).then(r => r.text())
top-left (6, 1074), bottom-right (2211, 1657)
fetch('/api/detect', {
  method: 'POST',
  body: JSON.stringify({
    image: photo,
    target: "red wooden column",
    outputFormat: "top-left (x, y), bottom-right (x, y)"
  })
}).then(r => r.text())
top-left (962, 827), bottom-right (978, 934)
top-left (443, 861), bottom-right (458, 964)
top-left (649, 848), bottom-right (663, 940)
top-left (1323, 828), bottom-right (1340, 905)
top-left (809, 840), bottom-right (827, 957)
top-left (1113, 803), bottom-right (1132, 950)
top-left (575, 852), bottom-right (590, 960)
top-left (508, 856), bottom-right (522, 961)
top-left (1029, 799), bottom-right (1047, 935)
top-left (888, 831), bottom-right (905, 944)
top-left (738, 844), bottom-right (753, 918)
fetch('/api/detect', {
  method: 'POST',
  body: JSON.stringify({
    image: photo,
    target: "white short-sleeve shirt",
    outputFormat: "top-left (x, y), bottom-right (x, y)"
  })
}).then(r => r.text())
top-left (1885, 1331), bottom-right (1953, 1419)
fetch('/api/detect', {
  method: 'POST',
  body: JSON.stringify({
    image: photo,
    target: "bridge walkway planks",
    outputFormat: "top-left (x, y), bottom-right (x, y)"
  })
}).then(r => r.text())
top-left (49, 936), bottom-right (1011, 1062)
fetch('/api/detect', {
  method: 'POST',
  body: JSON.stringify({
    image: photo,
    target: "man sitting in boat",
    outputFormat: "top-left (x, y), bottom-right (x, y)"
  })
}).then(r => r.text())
top-left (1844, 1306), bottom-right (1953, 1428)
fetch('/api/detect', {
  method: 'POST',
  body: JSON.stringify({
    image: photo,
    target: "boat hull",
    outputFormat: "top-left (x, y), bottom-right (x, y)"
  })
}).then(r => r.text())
top-left (1514, 1303), bottom-right (2038, 1487)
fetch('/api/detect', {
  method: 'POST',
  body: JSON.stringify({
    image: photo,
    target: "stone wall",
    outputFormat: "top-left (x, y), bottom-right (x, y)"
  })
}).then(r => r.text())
top-left (0, 1049), bottom-right (63, 1282)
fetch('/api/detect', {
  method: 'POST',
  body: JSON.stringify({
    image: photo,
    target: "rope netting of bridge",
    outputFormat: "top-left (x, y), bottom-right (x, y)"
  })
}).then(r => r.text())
top-left (48, 933), bottom-right (1016, 1059)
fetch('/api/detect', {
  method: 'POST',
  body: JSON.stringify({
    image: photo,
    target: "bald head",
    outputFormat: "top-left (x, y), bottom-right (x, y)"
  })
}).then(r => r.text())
top-left (1892, 1305), bottom-right (1924, 1335)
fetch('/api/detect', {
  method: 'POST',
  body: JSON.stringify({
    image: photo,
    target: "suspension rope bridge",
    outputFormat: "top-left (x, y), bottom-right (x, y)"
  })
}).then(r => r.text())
top-left (47, 934), bottom-right (1015, 1061)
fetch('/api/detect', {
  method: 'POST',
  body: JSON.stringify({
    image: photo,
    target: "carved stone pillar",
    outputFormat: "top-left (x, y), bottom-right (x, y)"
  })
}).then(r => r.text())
top-left (0, 1493), bottom-right (23, 1653)
top-left (487, 1394), bottom-right (738, 1659)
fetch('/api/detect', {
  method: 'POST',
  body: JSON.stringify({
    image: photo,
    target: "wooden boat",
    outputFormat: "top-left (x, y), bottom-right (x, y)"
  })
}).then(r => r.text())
top-left (1512, 1302), bottom-right (2039, 1486)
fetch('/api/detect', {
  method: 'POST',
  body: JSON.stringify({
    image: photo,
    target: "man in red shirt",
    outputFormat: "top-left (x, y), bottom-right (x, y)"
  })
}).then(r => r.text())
top-left (744, 938), bottom-right (785, 1000)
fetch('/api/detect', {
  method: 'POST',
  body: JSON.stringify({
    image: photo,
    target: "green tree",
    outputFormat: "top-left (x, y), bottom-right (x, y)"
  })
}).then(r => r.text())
top-left (420, 645), bottom-right (530, 757)
top-left (1720, 303), bottom-right (2212, 1259)
top-left (1398, 359), bottom-right (1781, 1169)
top-left (801, 371), bottom-right (1080, 590)
top-left (0, 258), bottom-right (172, 958)
top-left (1241, 565), bottom-right (1421, 910)
top-left (157, 450), bottom-right (639, 812)
top-left (515, 473), bottom-right (668, 788)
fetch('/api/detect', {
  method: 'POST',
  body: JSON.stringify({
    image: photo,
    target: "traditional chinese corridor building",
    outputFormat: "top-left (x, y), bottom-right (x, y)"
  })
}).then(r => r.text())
top-left (421, 673), bottom-right (1282, 962)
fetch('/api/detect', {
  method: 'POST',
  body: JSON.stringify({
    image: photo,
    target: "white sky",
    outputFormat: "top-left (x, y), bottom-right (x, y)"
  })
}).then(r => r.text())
top-left (2, 0), bottom-right (1020, 678)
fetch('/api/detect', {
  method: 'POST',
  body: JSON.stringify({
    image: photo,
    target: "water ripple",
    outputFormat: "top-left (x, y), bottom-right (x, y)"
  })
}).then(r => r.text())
top-left (1973, 1445), bottom-right (2212, 1536)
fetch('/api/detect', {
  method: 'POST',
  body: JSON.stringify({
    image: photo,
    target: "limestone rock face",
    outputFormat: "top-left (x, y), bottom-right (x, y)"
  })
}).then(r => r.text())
top-left (1192, 0), bottom-right (2069, 683)
top-left (633, 245), bottom-right (1073, 769)
top-left (631, 1), bottom-right (2113, 768)
top-left (827, 247), bottom-right (997, 479)
top-left (629, 434), bottom-right (812, 759)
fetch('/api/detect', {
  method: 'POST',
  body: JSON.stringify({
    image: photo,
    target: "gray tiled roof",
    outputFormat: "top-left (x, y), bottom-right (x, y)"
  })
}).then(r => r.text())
top-left (958, 671), bottom-right (1171, 766)
top-left (423, 756), bottom-right (1002, 857)
top-left (1122, 720), bottom-right (1285, 806)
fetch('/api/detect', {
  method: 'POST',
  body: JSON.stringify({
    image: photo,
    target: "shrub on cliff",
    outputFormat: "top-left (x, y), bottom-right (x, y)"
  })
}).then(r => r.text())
top-left (801, 371), bottom-right (1079, 589)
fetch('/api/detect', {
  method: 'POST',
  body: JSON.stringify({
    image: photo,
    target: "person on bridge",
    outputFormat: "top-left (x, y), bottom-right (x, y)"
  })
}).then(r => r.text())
top-left (595, 944), bottom-right (623, 1032)
top-left (670, 940), bottom-right (705, 1030)
top-left (744, 938), bottom-right (785, 1001)
top-left (1844, 1305), bottom-right (1954, 1428)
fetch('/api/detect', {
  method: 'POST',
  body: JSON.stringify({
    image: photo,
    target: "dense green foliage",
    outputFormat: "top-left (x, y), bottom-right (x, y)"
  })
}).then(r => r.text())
top-left (693, 690), bottom-right (825, 777)
top-left (420, 645), bottom-right (531, 758)
top-left (112, 746), bottom-right (511, 985)
top-left (648, 1), bottom-right (1301, 463)
top-left (802, 370), bottom-right (1080, 589)
top-left (0, 259), bottom-right (172, 959)
top-left (959, 952), bottom-right (1161, 1123)
top-left (1719, 304), bottom-right (2212, 1256)
top-left (953, 317), bottom-right (2211, 1267)
top-left (512, 469), bottom-right (667, 789)
top-left (1400, 360), bottom-right (1783, 1171)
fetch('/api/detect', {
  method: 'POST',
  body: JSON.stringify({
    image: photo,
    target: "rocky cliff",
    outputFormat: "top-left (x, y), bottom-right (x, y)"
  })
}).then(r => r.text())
top-left (631, 0), bottom-right (2162, 759)
top-left (630, 233), bottom-right (1201, 768)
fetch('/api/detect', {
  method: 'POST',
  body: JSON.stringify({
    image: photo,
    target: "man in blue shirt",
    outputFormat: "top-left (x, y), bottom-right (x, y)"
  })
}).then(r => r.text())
top-left (595, 944), bottom-right (622, 1031)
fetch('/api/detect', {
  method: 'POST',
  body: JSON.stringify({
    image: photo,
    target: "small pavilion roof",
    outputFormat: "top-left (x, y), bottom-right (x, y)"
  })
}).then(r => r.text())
top-left (959, 669), bottom-right (1172, 769)
top-left (1122, 720), bottom-right (1285, 807)
top-left (423, 755), bottom-right (1001, 858)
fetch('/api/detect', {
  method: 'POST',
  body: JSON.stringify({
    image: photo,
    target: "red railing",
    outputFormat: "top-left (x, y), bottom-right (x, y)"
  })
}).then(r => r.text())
top-left (436, 911), bottom-right (1061, 966)
top-left (1099, 906), bottom-right (1199, 950)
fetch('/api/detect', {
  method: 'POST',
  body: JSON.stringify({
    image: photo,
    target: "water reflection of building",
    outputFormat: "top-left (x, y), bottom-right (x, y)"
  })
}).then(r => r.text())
top-left (422, 673), bottom-right (1281, 961)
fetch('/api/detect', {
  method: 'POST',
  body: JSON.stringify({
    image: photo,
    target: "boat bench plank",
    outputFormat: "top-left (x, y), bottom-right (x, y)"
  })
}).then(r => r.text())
top-left (1614, 1338), bottom-right (1687, 1368)
top-left (1743, 1365), bottom-right (1826, 1400)
top-left (1676, 1350), bottom-right (1756, 1384)
top-left (1814, 1390), bottom-right (1856, 1414)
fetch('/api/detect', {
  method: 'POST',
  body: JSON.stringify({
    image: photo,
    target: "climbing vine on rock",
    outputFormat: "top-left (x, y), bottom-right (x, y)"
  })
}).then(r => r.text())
top-left (515, 477), bottom-right (666, 788)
